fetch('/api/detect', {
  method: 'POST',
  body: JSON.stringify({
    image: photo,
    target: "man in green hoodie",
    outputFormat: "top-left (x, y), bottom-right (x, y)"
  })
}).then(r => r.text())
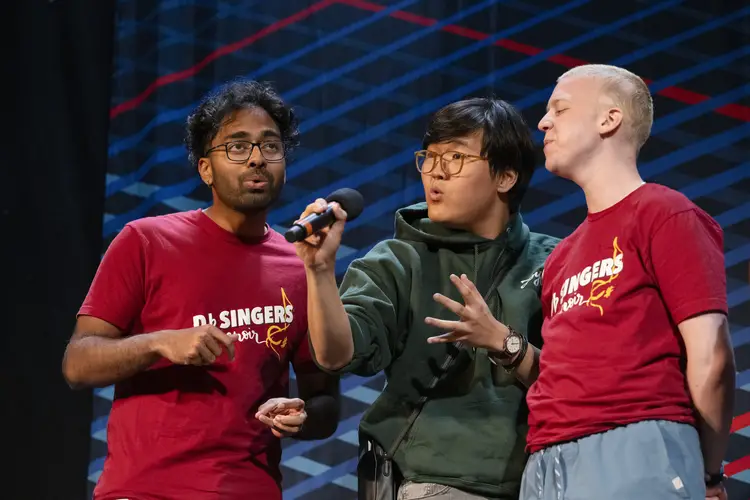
top-left (294, 98), bottom-right (558, 499)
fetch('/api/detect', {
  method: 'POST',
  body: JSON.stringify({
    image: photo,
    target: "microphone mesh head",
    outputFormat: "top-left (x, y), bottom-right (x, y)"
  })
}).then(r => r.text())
top-left (325, 188), bottom-right (364, 221)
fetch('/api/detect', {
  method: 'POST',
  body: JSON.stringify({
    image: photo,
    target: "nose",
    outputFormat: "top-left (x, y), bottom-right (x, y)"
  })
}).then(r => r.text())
top-left (538, 115), bottom-right (552, 132)
top-left (429, 165), bottom-right (447, 180)
top-left (246, 145), bottom-right (266, 168)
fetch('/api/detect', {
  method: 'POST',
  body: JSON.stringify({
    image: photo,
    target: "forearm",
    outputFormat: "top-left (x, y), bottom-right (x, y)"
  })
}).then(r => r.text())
top-left (489, 323), bottom-right (541, 387)
top-left (306, 269), bottom-right (355, 370)
top-left (295, 393), bottom-right (340, 440)
top-left (688, 354), bottom-right (735, 474)
top-left (62, 334), bottom-right (162, 389)
top-left (513, 344), bottom-right (541, 387)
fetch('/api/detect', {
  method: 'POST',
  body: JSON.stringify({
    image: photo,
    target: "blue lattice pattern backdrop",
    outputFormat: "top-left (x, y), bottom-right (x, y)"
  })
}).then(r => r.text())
top-left (90, 1), bottom-right (750, 498)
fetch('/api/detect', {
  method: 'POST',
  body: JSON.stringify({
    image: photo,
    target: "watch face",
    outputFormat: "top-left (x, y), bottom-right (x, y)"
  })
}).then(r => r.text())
top-left (506, 335), bottom-right (522, 354)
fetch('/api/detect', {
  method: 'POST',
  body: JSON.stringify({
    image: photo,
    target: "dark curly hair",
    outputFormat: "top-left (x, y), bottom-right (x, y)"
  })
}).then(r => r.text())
top-left (423, 97), bottom-right (536, 213)
top-left (185, 79), bottom-right (300, 169)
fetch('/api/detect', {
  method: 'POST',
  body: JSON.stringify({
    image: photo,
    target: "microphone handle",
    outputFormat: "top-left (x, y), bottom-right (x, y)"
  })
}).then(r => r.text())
top-left (284, 207), bottom-right (336, 243)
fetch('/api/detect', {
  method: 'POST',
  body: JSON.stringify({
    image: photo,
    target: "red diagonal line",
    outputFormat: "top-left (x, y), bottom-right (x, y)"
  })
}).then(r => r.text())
top-left (725, 411), bottom-right (750, 476)
top-left (341, 0), bottom-right (750, 123)
top-left (109, 0), bottom-right (336, 119)
top-left (726, 454), bottom-right (750, 477)
top-left (731, 411), bottom-right (750, 433)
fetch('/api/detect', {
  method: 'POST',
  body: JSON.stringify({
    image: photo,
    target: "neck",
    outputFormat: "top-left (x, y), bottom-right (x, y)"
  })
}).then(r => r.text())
top-left (469, 205), bottom-right (511, 240)
top-left (204, 203), bottom-right (268, 241)
top-left (575, 149), bottom-right (643, 214)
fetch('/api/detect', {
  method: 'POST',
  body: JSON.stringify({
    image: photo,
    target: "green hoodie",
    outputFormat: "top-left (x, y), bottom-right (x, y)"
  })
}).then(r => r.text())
top-left (328, 202), bottom-right (558, 498)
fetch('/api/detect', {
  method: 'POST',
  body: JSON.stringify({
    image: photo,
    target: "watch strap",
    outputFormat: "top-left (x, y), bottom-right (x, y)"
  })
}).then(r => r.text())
top-left (502, 332), bottom-right (528, 372)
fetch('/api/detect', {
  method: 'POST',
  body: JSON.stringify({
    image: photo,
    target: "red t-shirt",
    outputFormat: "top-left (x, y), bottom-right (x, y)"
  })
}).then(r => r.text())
top-left (79, 210), bottom-right (316, 500)
top-left (526, 183), bottom-right (727, 453)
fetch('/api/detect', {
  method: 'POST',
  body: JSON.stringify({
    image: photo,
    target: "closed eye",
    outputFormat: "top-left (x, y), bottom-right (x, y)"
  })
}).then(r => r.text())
top-left (555, 109), bottom-right (568, 116)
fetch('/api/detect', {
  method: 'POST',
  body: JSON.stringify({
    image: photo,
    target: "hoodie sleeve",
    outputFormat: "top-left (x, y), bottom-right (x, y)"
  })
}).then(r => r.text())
top-left (331, 241), bottom-right (412, 377)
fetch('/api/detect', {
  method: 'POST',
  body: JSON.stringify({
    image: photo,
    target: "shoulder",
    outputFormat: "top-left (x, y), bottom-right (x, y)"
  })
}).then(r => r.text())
top-left (633, 183), bottom-right (699, 220)
top-left (125, 210), bottom-right (202, 238)
top-left (344, 238), bottom-right (418, 287)
top-left (634, 184), bottom-right (720, 235)
top-left (528, 232), bottom-right (561, 257)
top-left (359, 238), bottom-right (419, 266)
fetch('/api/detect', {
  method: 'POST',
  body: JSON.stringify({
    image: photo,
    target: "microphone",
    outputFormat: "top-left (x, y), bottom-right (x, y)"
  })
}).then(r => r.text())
top-left (284, 188), bottom-right (364, 243)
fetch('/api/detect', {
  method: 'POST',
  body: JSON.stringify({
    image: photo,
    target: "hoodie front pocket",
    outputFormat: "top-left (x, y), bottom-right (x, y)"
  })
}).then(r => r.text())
top-left (400, 397), bottom-right (523, 486)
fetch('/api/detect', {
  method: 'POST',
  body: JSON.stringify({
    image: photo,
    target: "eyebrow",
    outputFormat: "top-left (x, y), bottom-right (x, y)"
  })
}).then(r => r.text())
top-left (223, 129), bottom-right (281, 141)
top-left (448, 137), bottom-right (470, 147)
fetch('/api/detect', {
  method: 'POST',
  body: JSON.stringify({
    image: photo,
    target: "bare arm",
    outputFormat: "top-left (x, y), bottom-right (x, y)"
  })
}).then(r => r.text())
top-left (305, 268), bottom-right (354, 371)
top-left (679, 312), bottom-right (735, 476)
top-left (62, 316), bottom-right (236, 389)
top-left (62, 315), bottom-right (160, 389)
top-left (495, 338), bottom-right (541, 388)
top-left (294, 370), bottom-right (340, 440)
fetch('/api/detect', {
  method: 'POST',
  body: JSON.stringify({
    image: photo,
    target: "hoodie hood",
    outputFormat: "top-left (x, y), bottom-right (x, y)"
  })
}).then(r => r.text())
top-left (394, 202), bottom-right (529, 255)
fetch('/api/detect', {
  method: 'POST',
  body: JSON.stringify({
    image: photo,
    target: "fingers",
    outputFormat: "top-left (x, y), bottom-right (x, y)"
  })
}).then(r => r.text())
top-left (451, 274), bottom-right (480, 301)
top-left (277, 398), bottom-right (305, 410)
top-left (424, 317), bottom-right (464, 332)
top-left (256, 404), bottom-right (306, 437)
top-left (203, 335), bottom-right (223, 358)
top-left (329, 202), bottom-right (348, 222)
top-left (256, 414), bottom-right (275, 428)
top-left (426, 331), bottom-right (464, 344)
top-left (208, 326), bottom-right (236, 361)
top-left (273, 412), bottom-right (306, 429)
top-left (195, 343), bottom-right (216, 364)
top-left (299, 198), bottom-right (329, 219)
top-left (256, 399), bottom-right (280, 416)
top-left (432, 293), bottom-right (465, 316)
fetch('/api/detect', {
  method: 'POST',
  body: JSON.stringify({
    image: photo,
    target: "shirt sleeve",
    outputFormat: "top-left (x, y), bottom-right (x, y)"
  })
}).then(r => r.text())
top-left (648, 208), bottom-right (727, 325)
top-left (78, 224), bottom-right (146, 332)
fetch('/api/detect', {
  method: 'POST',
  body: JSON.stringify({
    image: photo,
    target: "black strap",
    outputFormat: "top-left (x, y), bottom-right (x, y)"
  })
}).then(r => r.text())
top-left (385, 250), bottom-right (508, 458)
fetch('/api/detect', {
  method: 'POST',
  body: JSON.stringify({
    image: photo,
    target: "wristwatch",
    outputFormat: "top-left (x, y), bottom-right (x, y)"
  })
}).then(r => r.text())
top-left (488, 326), bottom-right (528, 372)
top-left (705, 466), bottom-right (725, 487)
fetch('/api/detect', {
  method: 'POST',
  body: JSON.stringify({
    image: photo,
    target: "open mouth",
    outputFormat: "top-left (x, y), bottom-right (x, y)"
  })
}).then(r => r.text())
top-left (242, 176), bottom-right (270, 190)
top-left (428, 187), bottom-right (443, 201)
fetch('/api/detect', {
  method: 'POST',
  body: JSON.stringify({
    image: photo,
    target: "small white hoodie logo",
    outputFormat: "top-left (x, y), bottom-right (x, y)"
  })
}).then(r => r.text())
top-left (520, 270), bottom-right (542, 289)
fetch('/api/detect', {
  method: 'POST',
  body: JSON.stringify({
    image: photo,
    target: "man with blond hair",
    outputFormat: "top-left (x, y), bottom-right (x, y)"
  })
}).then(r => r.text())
top-left (431, 64), bottom-right (735, 500)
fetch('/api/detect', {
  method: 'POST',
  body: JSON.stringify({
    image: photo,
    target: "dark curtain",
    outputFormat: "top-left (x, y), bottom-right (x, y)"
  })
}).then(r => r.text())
top-left (5, 0), bottom-right (115, 498)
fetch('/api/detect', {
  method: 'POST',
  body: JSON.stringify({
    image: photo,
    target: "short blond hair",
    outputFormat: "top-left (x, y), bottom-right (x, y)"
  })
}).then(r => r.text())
top-left (558, 64), bottom-right (653, 153)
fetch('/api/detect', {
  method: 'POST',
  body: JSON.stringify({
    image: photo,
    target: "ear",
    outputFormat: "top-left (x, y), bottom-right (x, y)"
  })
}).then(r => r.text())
top-left (495, 168), bottom-right (518, 195)
top-left (600, 106), bottom-right (624, 136)
top-left (198, 157), bottom-right (213, 187)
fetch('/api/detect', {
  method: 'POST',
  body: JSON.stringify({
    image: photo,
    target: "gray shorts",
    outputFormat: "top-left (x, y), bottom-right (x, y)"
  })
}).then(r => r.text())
top-left (520, 420), bottom-right (706, 500)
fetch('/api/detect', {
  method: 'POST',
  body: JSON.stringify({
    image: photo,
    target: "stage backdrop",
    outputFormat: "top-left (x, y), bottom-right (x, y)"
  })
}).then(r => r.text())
top-left (89, 1), bottom-right (750, 498)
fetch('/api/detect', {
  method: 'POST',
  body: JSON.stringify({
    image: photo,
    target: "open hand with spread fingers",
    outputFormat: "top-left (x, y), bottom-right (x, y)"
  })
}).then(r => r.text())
top-left (425, 273), bottom-right (509, 351)
top-left (255, 398), bottom-right (307, 438)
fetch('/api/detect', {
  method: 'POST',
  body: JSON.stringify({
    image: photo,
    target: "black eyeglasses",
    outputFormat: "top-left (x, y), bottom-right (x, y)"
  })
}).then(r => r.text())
top-left (204, 140), bottom-right (286, 163)
top-left (414, 149), bottom-right (486, 176)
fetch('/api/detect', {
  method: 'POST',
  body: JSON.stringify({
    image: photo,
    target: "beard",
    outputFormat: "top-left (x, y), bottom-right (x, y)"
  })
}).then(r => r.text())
top-left (213, 168), bottom-right (284, 214)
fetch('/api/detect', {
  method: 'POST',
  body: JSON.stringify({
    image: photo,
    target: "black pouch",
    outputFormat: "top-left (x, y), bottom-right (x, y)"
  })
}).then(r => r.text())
top-left (357, 433), bottom-right (403, 500)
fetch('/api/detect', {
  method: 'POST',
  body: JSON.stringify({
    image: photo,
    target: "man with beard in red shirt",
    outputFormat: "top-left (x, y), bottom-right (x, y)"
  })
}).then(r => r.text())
top-left (63, 79), bottom-right (339, 500)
